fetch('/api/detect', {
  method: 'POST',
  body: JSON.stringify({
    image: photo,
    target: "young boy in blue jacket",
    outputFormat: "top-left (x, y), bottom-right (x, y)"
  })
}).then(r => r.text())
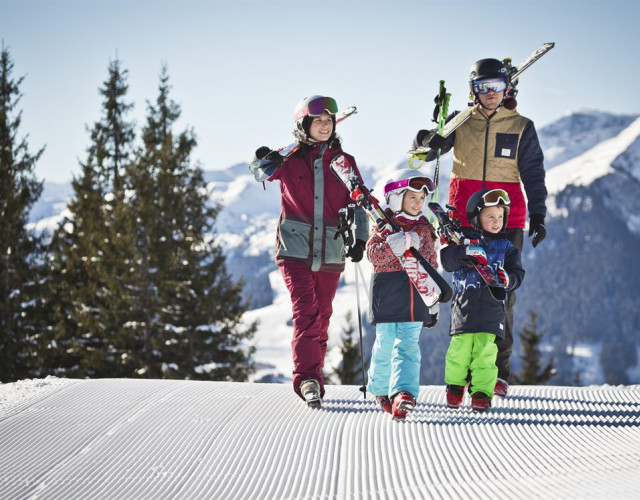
top-left (440, 189), bottom-right (525, 412)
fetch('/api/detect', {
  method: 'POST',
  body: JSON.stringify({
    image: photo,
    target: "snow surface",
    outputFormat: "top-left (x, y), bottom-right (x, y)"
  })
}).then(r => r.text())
top-left (1, 377), bottom-right (639, 499)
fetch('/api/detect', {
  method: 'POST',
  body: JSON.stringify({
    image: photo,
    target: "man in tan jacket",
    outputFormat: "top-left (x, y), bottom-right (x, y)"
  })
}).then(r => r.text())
top-left (413, 58), bottom-right (548, 397)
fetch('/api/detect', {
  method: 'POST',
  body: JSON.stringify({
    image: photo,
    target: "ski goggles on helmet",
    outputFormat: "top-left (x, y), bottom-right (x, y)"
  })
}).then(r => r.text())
top-left (481, 189), bottom-right (510, 206)
top-left (473, 77), bottom-right (507, 95)
top-left (384, 177), bottom-right (436, 197)
top-left (306, 96), bottom-right (338, 116)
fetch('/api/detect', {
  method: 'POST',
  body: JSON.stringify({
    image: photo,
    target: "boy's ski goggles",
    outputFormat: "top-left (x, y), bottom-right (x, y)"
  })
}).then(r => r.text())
top-left (482, 189), bottom-right (510, 206)
top-left (385, 177), bottom-right (436, 196)
top-left (473, 78), bottom-right (507, 95)
top-left (306, 96), bottom-right (339, 116)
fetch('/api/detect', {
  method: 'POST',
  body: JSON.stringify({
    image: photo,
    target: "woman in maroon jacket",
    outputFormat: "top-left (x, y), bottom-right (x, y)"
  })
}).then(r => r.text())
top-left (250, 96), bottom-right (368, 408)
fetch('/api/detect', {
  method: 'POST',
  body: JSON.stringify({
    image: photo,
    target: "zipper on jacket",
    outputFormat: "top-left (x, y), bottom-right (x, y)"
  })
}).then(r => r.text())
top-left (482, 116), bottom-right (491, 188)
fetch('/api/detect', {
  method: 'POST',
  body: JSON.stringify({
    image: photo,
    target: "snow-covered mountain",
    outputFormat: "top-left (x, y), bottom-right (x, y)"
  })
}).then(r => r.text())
top-left (537, 110), bottom-right (638, 169)
top-left (520, 112), bottom-right (640, 385)
top-left (28, 110), bottom-right (640, 386)
top-left (1, 377), bottom-right (639, 499)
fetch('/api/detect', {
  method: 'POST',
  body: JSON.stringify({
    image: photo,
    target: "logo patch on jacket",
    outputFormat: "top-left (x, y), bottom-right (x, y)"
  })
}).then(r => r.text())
top-left (495, 133), bottom-right (518, 159)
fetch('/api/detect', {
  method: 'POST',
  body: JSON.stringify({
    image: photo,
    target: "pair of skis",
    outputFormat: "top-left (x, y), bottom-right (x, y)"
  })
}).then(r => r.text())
top-left (408, 42), bottom-right (555, 163)
top-left (428, 202), bottom-right (507, 301)
top-left (330, 155), bottom-right (452, 307)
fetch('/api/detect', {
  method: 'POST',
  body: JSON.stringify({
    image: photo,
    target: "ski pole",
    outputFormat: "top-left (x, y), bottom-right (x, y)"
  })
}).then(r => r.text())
top-left (354, 260), bottom-right (367, 399)
top-left (355, 261), bottom-right (370, 303)
top-left (428, 80), bottom-right (450, 224)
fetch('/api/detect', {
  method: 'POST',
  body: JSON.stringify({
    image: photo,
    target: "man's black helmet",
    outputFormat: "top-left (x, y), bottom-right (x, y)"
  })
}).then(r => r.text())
top-left (468, 58), bottom-right (510, 93)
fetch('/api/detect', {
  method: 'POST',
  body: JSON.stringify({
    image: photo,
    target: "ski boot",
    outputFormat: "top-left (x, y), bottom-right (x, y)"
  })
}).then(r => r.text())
top-left (446, 384), bottom-right (465, 409)
top-left (375, 395), bottom-right (393, 415)
top-left (391, 392), bottom-right (416, 421)
top-left (494, 378), bottom-right (509, 398)
top-left (300, 379), bottom-right (322, 409)
top-left (471, 392), bottom-right (491, 412)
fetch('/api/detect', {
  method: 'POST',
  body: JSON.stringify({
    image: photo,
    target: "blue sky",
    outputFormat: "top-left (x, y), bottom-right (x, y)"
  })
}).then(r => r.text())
top-left (2, 0), bottom-right (639, 183)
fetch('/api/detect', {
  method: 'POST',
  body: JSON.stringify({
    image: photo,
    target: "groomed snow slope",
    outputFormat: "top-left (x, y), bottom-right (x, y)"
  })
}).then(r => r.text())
top-left (1, 379), bottom-right (639, 499)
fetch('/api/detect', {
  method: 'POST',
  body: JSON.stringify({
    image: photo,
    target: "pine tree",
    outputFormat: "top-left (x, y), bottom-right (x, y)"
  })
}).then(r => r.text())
top-left (44, 61), bottom-right (255, 381)
top-left (512, 311), bottom-right (556, 385)
top-left (333, 311), bottom-right (365, 385)
top-left (121, 65), bottom-right (256, 380)
top-left (44, 59), bottom-right (136, 378)
top-left (0, 45), bottom-right (45, 382)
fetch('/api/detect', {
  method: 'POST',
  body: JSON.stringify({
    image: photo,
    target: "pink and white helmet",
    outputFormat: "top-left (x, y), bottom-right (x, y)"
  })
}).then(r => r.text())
top-left (293, 95), bottom-right (338, 140)
top-left (383, 169), bottom-right (436, 214)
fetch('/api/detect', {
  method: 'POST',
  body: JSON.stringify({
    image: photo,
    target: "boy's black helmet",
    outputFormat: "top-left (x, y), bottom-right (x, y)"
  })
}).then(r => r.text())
top-left (468, 58), bottom-right (510, 93)
top-left (466, 188), bottom-right (511, 232)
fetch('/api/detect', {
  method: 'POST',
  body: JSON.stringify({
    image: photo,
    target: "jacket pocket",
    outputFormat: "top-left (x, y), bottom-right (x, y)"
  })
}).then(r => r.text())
top-left (494, 133), bottom-right (518, 159)
top-left (277, 219), bottom-right (311, 259)
top-left (324, 226), bottom-right (345, 264)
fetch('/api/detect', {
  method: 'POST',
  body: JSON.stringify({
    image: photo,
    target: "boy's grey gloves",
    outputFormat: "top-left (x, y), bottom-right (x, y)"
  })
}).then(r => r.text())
top-left (496, 265), bottom-right (510, 288)
top-left (464, 245), bottom-right (487, 266)
top-left (529, 214), bottom-right (546, 247)
top-left (345, 239), bottom-right (366, 263)
top-left (385, 231), bottom-right (419, 257)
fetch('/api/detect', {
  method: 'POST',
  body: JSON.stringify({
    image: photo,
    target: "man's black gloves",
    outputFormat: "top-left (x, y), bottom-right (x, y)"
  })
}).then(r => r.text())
top-left (414, 130), bottom-right (446, 150)
top-left (346, 239), bottom-right (366, 263)
top-left (427, 132), bottom-right (446, 150)
top-left (415, 130), bottom-right (430, 148)
top-left (529, 214), bottom-right (546, 247)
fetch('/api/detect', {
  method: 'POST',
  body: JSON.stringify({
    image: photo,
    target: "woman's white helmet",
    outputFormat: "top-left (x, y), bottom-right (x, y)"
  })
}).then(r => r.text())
top-left (383, 169), bottom-right (435, 214)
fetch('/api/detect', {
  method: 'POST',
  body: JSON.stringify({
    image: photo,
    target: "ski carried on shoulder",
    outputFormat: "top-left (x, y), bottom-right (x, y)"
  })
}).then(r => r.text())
top-left (407, 42), bottom-right (555, 160)
top-left (277, 106), bottom-right (357, 158)
top-left (330, 155), bottom-right (453, 306)
top-left (250, 107), bottom-right (357, 183)
top-left (428, 202), bottom-right (506, 301)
